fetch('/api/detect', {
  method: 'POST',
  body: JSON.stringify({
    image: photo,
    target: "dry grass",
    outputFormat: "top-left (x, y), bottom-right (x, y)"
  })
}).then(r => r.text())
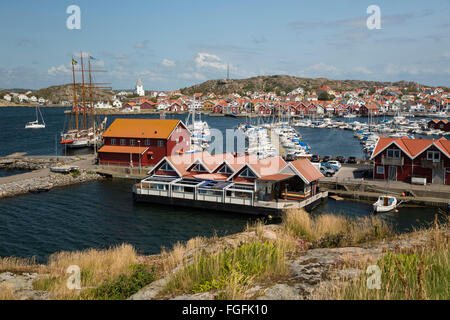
top-left (0, 256), bottom-right (42, 274)
top-left (0, 283), bottom-right (17, 300)
top-left (312, 221), bottom-right (449, 300)
top-left (159, 237), bottom-right (206, 275)
top-left (283, 209), bottom-right (392, 246)
top-left (33, 244), bottom-right (139, 299)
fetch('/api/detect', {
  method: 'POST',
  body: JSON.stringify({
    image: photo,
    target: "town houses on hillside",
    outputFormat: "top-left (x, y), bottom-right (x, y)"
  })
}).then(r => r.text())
top-left (87, 83), bottom-right (450, 117)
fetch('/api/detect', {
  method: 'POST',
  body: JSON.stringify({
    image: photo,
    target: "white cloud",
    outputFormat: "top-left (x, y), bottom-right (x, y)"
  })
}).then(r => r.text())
top-left (195, 52), bottom-right (228, 70)
top-left (384, 64), bottom-right (435, 75)
top-left (309, 62), bottom-right (338, 73)
top-left (180, 72), bottom-right (206, 80)
top-left (48, 64), bottom-right (71, 76)
top-left (134, 40), bottom-right (149, 49)
top-left (353, 66), bottom-right (372, 75)
top-left (162, 59), bottom-right (176, 67)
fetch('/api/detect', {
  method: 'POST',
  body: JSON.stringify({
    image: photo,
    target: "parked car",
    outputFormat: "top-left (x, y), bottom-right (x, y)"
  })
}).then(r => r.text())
top-left (322, 155), bottom-right (331, 163)
top-left (311, 155), bottom-right (320, 162)
top-left (285, 154), bottom-right (296, 162)
top-left (319, 165), bottom-right (335, 177)
top-left (336, 156), bottom-right (346, 164)
top-left (347, 156), bottom-right (357, 164)
top-left (327, 160), bottom-right (341, 171)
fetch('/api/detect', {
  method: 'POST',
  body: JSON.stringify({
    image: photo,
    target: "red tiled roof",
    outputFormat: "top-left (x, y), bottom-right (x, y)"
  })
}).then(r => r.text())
top-left (98, 145), bottom-right (150, 154)
top-left (371, 137), bottom-right (450, 159)
top-left (289, 158), bottom-right (324, 183)
top-left (257, 174), bottom-right (295, 182)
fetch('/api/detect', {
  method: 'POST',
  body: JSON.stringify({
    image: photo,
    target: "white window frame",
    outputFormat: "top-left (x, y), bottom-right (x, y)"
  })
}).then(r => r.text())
top-left (157, 140), bottom-right (165, 147)
top-left (387, 149), bottom-right (401, 158)
top-left (219, 165), bottom-right (233, 174)
top-left (110, 138), bottom-right (117, 145)
top-left (120, 139), bottom-right (126, 146)
top-left (427, 151), bottom-right (440, 163)
top-left (145, 139), bottom-right (151, 146)
top-left (130, 139), bottom-right (136, 146)
top-left (239, 167), bottom-right (257, 178)
top-left (160, 162), bottom-right (175, 172)
top-left (376, 166), bottom-right (385, 175)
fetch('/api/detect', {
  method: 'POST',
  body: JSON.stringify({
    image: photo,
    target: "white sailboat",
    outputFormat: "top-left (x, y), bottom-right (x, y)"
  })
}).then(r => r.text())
top-left (25, 106), bottom-right (46, 129)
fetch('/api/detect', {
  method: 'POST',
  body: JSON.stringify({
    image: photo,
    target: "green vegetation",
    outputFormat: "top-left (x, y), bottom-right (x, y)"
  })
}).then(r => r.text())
top-left (81, 264), bottom-right (155, 300)
top-left (316, 225), bottom-right (449, 300)
top-left (163, 241), bottom-right (288, 299)
top-left (70, 169), bottom-right (81, 178)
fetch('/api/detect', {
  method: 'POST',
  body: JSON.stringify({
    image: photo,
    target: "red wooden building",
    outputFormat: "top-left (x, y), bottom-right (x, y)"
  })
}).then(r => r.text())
top-left (371, 137), bottom-right (450, 185)
top-left (428, 119), bottom-right (450, 132)
top-left (98, 119), bottom-right (191, 167)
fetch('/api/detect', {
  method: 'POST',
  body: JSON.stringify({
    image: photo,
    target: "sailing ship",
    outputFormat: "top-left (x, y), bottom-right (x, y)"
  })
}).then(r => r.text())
top-left (25, 106), bottom-right (46, 129)
top-left (60, 52), bottom-right (110, 149)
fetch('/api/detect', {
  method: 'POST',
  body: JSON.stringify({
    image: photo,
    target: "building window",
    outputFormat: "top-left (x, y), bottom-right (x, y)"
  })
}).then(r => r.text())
top-left (427, 151), bottom-right (440, 163)
top-left (160, 162), bottom-right (175, 172)
top-left (145, 139), bottom-right (151, 146)
top-left (120, 139), bottom-right (126, 146)
top-left (239, 167), bottom-right (257, 178)
top-left (191, 163), bottom-right (207, 172)
top-left (386, 149), bottom-right (401, 158)
top-left (376, 166), bottom-right (385, 175)
top-left (157, 140), bottom-right (165, 147)
top-left (218, 165), bottom-right (233, 174)
top-left (130, 139), bottom-right (136, 146)
top-left (110, 138), bottom-right (116, 145)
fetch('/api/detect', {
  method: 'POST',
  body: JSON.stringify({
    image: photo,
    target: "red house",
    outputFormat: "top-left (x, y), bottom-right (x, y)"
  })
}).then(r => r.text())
top-left (371, 137), bottom-right (450, 185)
top-left (428, 119), bottom-right (450, 132)
top-left (98, 119), bottom-right (191, 167)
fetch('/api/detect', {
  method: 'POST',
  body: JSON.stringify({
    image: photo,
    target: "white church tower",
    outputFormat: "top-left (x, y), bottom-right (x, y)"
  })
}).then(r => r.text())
top-left (136, 78), bottom-right (145, 96)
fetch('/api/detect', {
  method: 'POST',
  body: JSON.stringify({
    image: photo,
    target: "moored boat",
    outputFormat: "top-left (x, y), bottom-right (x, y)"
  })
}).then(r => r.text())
top-left (373, 195), bottom-right (397, 213)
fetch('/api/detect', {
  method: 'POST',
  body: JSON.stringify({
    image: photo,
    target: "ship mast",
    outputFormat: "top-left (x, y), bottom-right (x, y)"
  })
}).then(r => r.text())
top-left (80, 51), bottom-right (87, 131)
top-left (72, 56), bottom-right (78, 132)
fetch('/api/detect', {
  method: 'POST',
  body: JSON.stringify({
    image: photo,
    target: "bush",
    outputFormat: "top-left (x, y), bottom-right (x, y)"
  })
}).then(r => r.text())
top-left (70, 170), bottom-right (81, 178)
top-left (164, 241), bottom-right (288, 299)
top-left (82, 264), bottom-right (155, 300)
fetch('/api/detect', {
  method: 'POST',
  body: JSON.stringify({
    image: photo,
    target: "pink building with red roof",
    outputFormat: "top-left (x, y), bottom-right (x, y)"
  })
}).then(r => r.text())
top-left (133, 152), bottom-right (327, 215)
top-left (370, 137), bottom-right (450, 185)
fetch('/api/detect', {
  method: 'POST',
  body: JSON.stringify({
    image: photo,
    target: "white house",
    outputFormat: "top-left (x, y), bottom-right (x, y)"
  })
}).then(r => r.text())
top-left (30, 96), bottom-right (38, 102)
top-left (38, 97), bottom-right (46, 104)
top-left (3, 94), bottom-right (11, 102)
top-left (112, 99), bottom-right (122, 108)
top-left (18, 94), bottom-right (29, 103)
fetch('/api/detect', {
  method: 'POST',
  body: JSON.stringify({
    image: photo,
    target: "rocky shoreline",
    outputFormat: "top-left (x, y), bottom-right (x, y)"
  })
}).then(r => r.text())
top-left (0, 169), bottom-right (104, 199)
top-left (1, 224), bottom-right (446, 300)
top-left (0, 156), bottom-right (78, 171)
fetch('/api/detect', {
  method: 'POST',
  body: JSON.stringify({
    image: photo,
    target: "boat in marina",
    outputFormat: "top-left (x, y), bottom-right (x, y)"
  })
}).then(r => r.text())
top-left (25, 106), bottom-right (46, 129)
top-left (373, 195), bottom-right (398, 213)
top-left (185, 107), bottom-right (211, 153)
top-left (60, 52), bottom-right (110, 149)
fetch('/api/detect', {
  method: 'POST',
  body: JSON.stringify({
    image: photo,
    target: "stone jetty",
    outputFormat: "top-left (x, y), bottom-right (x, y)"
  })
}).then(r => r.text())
top-left (0, 154), bottom-right (104, 199)
top-left (0, 169), bottom-right (103, 199)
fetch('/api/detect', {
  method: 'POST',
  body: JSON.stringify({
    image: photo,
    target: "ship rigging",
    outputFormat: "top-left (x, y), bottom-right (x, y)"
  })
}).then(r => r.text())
top-left (60, 51), bottom-right (111, 148)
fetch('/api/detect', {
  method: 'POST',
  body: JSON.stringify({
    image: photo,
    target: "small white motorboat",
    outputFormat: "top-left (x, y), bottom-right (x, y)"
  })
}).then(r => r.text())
top-left (373, 195), bottom-right (398, 213)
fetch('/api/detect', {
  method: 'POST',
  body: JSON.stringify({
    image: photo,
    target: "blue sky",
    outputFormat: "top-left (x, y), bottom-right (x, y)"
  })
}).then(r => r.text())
top-left (1, 0), bottom-right (449, 90)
